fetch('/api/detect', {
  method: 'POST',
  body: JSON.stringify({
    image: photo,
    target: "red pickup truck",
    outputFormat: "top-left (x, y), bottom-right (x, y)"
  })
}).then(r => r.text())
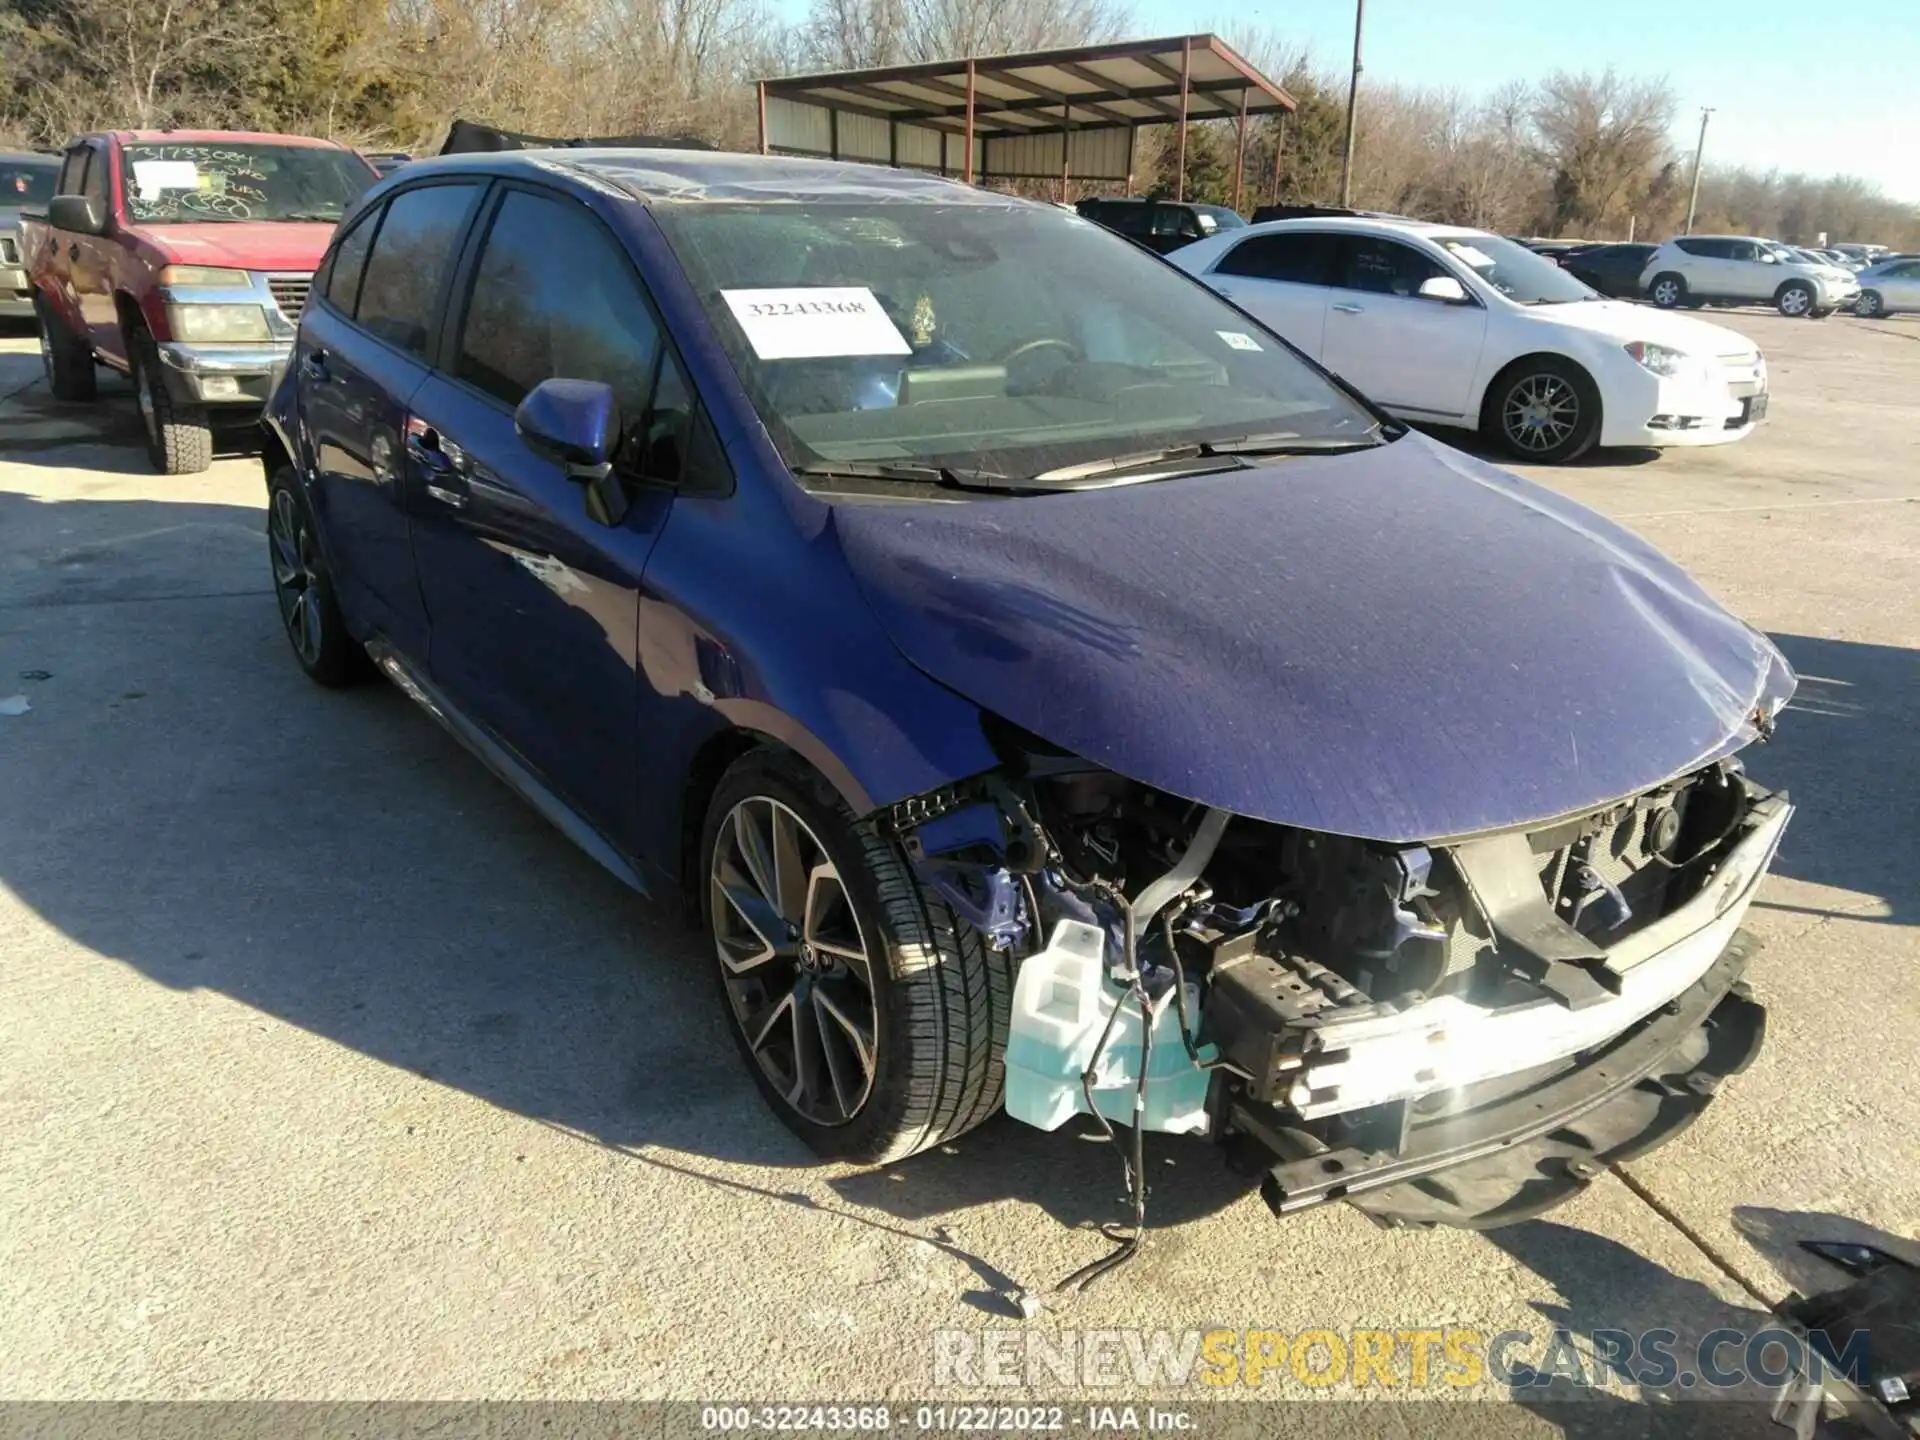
top-left (23, 130), bottom-right (376, 473)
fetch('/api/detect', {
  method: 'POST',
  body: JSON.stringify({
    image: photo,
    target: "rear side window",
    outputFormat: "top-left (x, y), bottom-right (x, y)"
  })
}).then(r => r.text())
top-left (79, 148), bottom-right (106, 203)
top-left (1674, 237), bottom-right (1714, 257)
top-left (454, 188), bottom-right (663, 431)
top-left (320, 207), bottom-right (379, 316)
top-left (1150, 206), bottom-right (1196, 238)
top-left (1215, 232), bottom-right (1333, 284)
top-left (354, 183), bottom-right (479, 357)
top-left (57, 146), bottom-right (89, 195)
top-left (1085, 202), bottom-right (1150, 237)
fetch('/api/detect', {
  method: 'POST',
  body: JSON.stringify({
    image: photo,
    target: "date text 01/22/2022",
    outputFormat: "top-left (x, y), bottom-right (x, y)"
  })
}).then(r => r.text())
top-left (699, 1405), bottom-right (1195, 1432)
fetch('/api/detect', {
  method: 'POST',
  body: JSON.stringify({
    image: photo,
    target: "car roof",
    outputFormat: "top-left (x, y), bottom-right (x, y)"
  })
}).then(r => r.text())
top-left (386, 149), bottom-right (1006, 207)
top-left (1209, 215), bottom-right (1474, 242)
top-left (98, 130), bottom-right (358, 148)
top-left (1, 150), bottom-right (59, 166)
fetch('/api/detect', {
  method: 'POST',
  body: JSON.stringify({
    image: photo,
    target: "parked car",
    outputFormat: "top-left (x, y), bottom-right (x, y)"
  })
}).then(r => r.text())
top-left (1515, 237), bottom-right (1592, 258)
top-left (1852, 256), bottom-right (1920, 317)
top-left (1, 151), bottom-right (60, 319)
top-left (262, 150), bottom-right (1795, 1230)
top-left (1075, 196), bottom-right (1245, 254)
top-left (1558, 241), bottom-right (1659, 299)
top-left (21, 129), bottom-right (376, 473)
top-left (361, 151), bottom-right (413, 177)
top-left (1639, 235), bottom-right (1860, 318)
top-left (1169, 216), bottom-right (1768, 462)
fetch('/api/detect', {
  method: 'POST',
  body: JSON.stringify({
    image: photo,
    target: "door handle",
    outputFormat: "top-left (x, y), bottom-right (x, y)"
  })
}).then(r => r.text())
top-left (67, 243), bottom-right (79, 262)
top-left (300, 349), bottom-right (328, 381)
top-left (1332, 302), bottom-right (1365, 314)
top-left (405, 419), bottom-right (471, 509)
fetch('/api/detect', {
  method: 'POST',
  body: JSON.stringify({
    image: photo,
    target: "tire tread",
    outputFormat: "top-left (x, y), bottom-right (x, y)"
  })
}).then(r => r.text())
top-left (707, 754), bottom-right (1016, 1165)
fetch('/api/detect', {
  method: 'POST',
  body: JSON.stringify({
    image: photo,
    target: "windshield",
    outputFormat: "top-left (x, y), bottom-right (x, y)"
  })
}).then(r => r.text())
top-left (1430, 232), bottom-right (1597, 304)
top-left (3, 159), bottom-right (57, 208)
top-left (118, 143), bottom-right (373, 224)
top-left (653, 200), bottom-right (1381, 481)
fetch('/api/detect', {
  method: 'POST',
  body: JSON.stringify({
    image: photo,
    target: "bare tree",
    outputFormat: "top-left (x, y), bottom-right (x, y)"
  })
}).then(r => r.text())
top-left (1529, 68), bottom-right (1675, 234)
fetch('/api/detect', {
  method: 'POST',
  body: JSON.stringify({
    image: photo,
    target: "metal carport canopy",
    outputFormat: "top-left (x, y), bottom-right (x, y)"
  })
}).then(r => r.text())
top-left (755, 34), bottom-right (1296, 201)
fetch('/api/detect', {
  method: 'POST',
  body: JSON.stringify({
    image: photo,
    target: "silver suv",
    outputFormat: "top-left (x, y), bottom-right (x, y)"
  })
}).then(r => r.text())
top-left (1640, 235), bottom-right (1860, 318)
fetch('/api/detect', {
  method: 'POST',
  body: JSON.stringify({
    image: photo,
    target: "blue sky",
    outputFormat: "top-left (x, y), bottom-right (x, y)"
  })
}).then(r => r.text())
top-left (1182, 0), bottom-right (1919, 202)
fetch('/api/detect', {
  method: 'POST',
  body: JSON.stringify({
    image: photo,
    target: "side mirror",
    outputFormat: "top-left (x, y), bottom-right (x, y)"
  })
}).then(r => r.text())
top-left (515, 378), bottom-right (629, 526)
top-left (1417, 275), bottom-right (1469, 304)
top-left (1758, 252), bottom-right (1778, 264)
top-left (49, 194), bottom-right (106, 236)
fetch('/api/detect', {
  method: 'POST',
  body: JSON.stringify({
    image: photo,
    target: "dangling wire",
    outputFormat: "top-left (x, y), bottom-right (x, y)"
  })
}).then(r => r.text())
top-left (1160, 911), bottom-right (1256, 1080)
top-left (1054, 962), bottom-right (1153, 1297)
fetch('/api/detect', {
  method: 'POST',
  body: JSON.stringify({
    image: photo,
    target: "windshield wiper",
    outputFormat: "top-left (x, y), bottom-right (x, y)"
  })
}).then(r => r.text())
top-left (1198, 426), bottom-right (1386, 456)
top-left (274, 212), bottom-right (344, 223)
top-left (1029, 428), bottom-right (1386, 484)
top-left (789, 460), bottom-right (1044, 494)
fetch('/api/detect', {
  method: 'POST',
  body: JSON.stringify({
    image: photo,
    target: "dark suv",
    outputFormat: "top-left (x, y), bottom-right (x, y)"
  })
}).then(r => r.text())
top-left (1074, 197), bottom-right (1245, 254)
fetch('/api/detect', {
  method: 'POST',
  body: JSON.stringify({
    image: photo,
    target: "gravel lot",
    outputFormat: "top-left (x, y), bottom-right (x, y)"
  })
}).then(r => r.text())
top-left (1, 309), bottom-right (1915, 1422)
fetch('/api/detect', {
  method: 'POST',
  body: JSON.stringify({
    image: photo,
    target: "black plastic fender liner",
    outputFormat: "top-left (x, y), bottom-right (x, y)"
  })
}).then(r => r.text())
top-left (1236, 930), bottom-right (1766, 1229)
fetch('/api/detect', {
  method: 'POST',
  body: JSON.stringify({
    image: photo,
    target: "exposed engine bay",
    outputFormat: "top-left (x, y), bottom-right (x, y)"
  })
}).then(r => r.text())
top-left (886, 741), bottom-right (1790, 1282)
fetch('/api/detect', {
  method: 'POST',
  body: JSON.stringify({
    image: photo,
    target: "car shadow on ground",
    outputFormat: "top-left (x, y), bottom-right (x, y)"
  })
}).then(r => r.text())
top-left (0, 347), bottom-right (264, 471)
top-left (1407, 422), bottom-right (1665, 470)
top-left (0, 487), bottom-right (1912, 1322)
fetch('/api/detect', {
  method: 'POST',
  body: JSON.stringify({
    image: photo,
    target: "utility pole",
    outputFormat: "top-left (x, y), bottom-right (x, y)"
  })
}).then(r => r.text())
top-left (1337, 0), bottom-right (1364, 207)
top-left (1683, 107), bottom-right (1714, 235)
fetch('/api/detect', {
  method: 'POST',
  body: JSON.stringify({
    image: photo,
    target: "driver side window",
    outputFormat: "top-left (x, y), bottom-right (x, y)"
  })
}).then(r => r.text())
top-left (455, 188), bottom-right (661, 423)
top-left (1334, 236), bottom-right (1446, 297)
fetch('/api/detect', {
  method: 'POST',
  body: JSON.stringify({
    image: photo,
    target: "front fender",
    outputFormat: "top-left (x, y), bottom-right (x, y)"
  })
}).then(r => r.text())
top-left (630, 483), bottom-right (1002, 879)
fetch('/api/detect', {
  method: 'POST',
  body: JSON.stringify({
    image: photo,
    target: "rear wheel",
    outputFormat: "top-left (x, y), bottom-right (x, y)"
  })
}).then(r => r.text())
top-left (1485, 357), bottom-right (1601, 465)
top-left (129, 326), bottom-right (213, 473)
top-left (1648, 272), bottom-right (1687, 308)
top-left (267, 468), bottom-right (366, 687)
top-left (1776, 281), bottom-right (1816, 318)
top-left (35, 293), bottom-right (96, 401)
top-left (700, 751), bottom-right (1014, 1164)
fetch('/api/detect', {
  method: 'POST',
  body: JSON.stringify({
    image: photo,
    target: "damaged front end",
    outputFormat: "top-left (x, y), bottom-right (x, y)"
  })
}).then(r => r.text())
top-left (886, 752), bottom-right (1789, 1231)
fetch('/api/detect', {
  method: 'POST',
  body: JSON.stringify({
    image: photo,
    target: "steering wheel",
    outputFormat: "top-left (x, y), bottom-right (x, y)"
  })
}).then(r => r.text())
top-left (1000, 337), bottom-right (1081, 366)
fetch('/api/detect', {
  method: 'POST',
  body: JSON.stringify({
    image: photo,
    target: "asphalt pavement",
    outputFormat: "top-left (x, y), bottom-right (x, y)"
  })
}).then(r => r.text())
top-left (0, 311), bottom-right (1914, 1423)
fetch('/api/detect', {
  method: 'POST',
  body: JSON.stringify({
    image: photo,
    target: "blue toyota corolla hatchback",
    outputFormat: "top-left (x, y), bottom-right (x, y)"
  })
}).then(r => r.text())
top-left (265, 149), bottom-right (1795, 1228)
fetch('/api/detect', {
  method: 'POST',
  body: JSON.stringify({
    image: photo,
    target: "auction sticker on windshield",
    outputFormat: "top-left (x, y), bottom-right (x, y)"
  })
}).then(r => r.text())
top-left (132, 160), bottom-right (200, 198)
top-left (1217, 330), bottom-right (1264, 351)
top-left (721, 287), bottom-right (911, 360)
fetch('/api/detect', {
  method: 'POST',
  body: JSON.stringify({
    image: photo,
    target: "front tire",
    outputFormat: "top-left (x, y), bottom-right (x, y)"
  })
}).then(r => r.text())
top-left (1776, 281), bottom-right (1816, 318)
top-left (1856, 290), bottom-right (1885, 318)
top-left (35, 293), bottom-right (96, 401)
top-left (1485, 357), bottom-right (1601, 465)
top-left (1648, 273), bottom-right (1687, 309)
top-left (130, 326), bottom-right (213, 473)
top-left (267, 468), bottom-right (366, 687)
top-left (700, 751), bottom-right (1014, 1164)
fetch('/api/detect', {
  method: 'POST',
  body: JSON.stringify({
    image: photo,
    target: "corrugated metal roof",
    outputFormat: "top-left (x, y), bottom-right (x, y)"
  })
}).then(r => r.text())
top-left (758, 34), bottom-right (1294, 140)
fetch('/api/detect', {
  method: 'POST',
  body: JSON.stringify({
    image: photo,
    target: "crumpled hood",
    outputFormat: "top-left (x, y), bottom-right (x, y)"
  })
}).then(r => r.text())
top-left (832, 433), bottom-right (1794, 841)
top-left (134, 222), bottom-right (336, 272)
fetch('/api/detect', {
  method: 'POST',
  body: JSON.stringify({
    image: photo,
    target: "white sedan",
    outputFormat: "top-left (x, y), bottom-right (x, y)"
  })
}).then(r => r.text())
top-left (1169, 216), bottom-right (1768, 463)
